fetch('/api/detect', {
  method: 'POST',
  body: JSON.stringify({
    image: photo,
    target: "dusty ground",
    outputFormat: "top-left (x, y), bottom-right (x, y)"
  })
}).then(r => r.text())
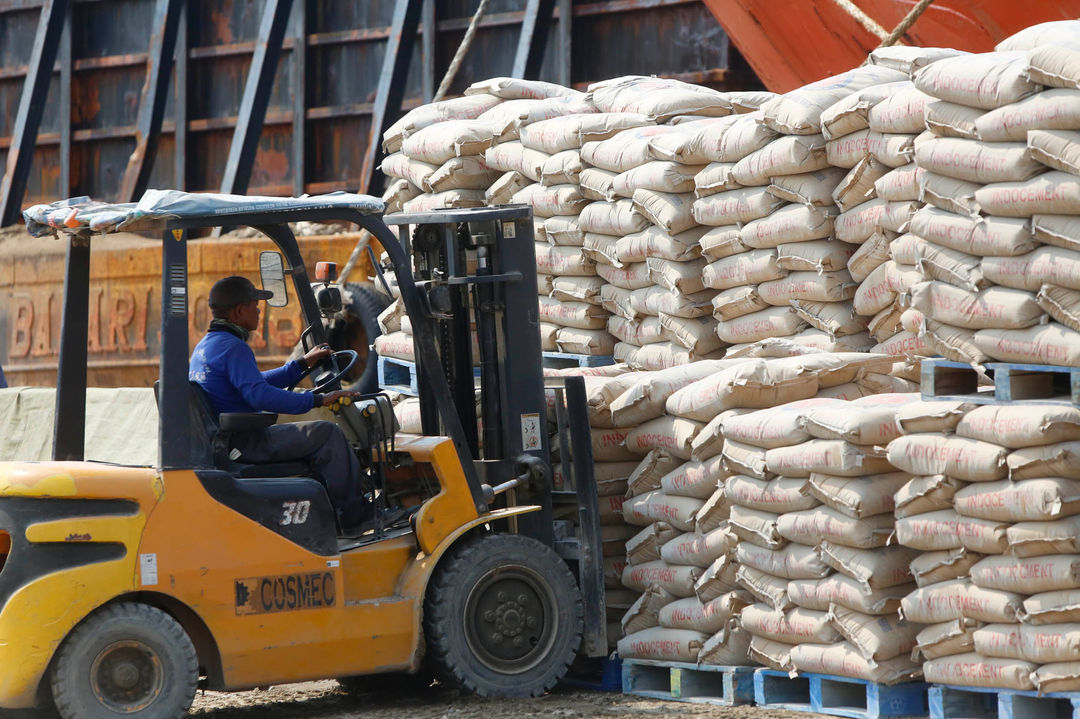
top-left (189, 680), bottom-right (810, 719)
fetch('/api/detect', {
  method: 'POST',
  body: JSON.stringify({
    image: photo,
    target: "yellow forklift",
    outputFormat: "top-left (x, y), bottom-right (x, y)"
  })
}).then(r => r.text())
top-left (2, 191), bottom-right (607, 718)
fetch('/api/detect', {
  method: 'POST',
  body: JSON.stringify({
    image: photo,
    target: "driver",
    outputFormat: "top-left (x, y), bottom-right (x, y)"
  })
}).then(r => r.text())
top-left (189, 276), bottom-right (373, 531)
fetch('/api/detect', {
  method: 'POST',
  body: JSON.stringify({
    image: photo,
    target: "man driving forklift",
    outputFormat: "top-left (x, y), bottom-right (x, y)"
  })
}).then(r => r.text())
top-left (189, 275), bottom-right (375, 531)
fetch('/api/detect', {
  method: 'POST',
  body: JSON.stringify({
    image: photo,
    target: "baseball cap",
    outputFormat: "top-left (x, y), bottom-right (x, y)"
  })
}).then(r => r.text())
top-left (208, 276), bottom-right (274, 309)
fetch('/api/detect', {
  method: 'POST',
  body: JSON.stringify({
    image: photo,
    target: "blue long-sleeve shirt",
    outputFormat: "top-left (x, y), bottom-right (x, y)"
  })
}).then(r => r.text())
top-left (190, 329), bottom-right (315, 416)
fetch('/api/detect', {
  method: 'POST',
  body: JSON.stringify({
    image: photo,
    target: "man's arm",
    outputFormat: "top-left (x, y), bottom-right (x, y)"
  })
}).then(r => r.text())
top-left (262, 360), bottom-right (306, 389)
top-left (225, 344), bottom-right (316, 415)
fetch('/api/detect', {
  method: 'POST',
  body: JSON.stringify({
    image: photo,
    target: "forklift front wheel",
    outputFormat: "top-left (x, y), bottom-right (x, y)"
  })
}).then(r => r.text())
top-left (50, 603), bottom-right (198, 719)
top-left (424, 533), bottom-right (583, 697)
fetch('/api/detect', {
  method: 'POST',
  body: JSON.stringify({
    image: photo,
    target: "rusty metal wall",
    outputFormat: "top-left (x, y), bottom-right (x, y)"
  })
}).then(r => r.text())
top-left (0, 0), bottom-right (757, 208)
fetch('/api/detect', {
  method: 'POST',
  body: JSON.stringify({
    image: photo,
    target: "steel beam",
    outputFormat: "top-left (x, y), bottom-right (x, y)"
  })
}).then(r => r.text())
top-left (219, 0), bottom-right (294, 196)
top-left (58, 8), bottom-right (69, 195)
top-left (291, 0), bottom-right (305, 196)
top-left (53, 235), bottom-right (90, 461)
top-left (0, 0), bottom-right (70, 226)
top-left (359, 0), bottom-right (423, 195)
top-left (174, 2), bottom-right (187, 190)
top-left (119, 0), bottom-right (186, 202)
top-left (512, 0), bottom-right (556, 79)
top-left (421, 0), bottom-right (435, 102)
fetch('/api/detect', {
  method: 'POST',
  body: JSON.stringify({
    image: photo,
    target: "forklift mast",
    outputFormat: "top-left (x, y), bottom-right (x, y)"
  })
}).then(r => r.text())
top-left (384, 206), bottom-right (553, 545)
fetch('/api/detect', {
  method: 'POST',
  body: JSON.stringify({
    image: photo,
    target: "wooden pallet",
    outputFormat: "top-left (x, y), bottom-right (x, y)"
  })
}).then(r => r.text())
top-left (755, 669), bottom-right (929, 719)
top-left (930, 684), bottom-right (1080, 719)
top-left (542, 351), bottom-right (616, 370)
top-left (377, 356), bottom-right (480, 396)
top-left (622, 659), bottom-right (755, 706)
top-left (921, 358), bottom-right (1080, 406)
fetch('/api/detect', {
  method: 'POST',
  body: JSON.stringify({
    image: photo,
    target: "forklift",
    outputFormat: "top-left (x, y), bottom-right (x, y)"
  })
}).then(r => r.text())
top-left (2, 191), bottom-right (606, 718)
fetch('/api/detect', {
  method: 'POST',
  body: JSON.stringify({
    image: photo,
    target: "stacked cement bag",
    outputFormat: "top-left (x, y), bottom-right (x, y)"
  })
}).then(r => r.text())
top-left (900, 24), bottom-right (1080, 366)
top-left (892, 401), bottom-right (1080, 692)
top-left (721, 392), bottom-right (922, 683)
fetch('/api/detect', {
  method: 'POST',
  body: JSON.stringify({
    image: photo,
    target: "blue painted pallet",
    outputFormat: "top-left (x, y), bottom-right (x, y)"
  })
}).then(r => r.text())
top-left (622, 660), bottom-right (755, 706)
top-left (377, 356), bottom-right (480, 396)
top-left (542, 352), bottom-right (616, 370)
top-left (562, 656), bottom-right (622, 692)
top-left (921, 358), bottom-right (1080, 406)
top-left (931, 684), bottom-right (1080, 719)
top-left (755, 669), bottom-right (929, 719)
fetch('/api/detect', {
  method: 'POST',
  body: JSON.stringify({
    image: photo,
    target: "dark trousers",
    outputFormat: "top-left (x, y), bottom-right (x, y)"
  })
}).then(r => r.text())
top-left (231, 421), bottom-right (369, 524)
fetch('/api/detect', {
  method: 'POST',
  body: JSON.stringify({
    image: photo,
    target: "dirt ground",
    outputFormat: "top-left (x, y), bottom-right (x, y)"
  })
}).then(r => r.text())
top-left (189, 680), bottom-right (810, 719)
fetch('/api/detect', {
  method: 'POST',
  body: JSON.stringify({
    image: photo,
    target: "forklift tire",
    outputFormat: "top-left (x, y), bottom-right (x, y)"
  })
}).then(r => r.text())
top-left (50, 603), bottom-right (197, 719)
top-left (423, 533), bottom-right (583, 697)
top-left (329, 283), bottom-right (391, 395)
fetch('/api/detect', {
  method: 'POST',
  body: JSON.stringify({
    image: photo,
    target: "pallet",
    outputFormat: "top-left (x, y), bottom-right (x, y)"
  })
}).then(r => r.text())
top-left (377, 356), bottom-right (480, 396)
top-left (754, 669), bottom-right (929, 719)
top-left (622, 659), bottom-right (755, 706)
top-left (542, 352), bottom-right (616, 370)
top-left (930, 684), bottom-right (1080, 719)
top-left (921, 358), bottom-right (1080, 406)
top-left (562, 656), bottom-right (622, 692)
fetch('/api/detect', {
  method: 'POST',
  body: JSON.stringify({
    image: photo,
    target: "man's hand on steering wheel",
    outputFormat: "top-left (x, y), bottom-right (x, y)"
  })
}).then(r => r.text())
top-left (302, 343), bottom-right (334, 368)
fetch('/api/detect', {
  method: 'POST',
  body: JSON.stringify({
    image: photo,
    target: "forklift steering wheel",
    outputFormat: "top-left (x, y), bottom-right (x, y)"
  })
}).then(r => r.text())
top-left (287, 349), bottom-right (359, 393)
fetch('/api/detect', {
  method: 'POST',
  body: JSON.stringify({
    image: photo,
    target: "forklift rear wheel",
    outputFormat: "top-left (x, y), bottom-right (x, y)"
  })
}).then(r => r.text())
top-left (50, 603), bottom-right (197, 719)
top-left (424, 533), bottom-right (582, 697)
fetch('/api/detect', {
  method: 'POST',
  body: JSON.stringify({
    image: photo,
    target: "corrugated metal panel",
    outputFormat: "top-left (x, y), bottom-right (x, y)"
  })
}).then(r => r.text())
top-left (0, 0), bottom-right (758, 211)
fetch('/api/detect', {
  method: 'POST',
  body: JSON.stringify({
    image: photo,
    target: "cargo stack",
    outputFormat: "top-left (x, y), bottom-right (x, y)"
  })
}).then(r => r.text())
top-left (891, 401), bottom-right (1080, 693)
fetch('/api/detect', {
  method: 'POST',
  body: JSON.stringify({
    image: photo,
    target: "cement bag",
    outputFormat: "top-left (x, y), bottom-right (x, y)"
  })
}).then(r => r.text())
top-left (692, 187), bottom-right (786, 226)
top-left (626, 521), bottom-right (680, 564)
top-left (730, 91), bottom-right (778, 113)
top-left (650, 118), bottom-right (731, 165)
top-left (902, 579), bottom-right (1023, 624)
top-left (659, 594), bottom-right (749, 634)
top-left (659, 315), bottom-right (723, 355)
top-left (551, 276), bottom-right (605, 304)
top-left (762, 65), bottom-right (908, 134)
top-left (382, 178), bottom-right (421, 214)
top-left (373, 331), bottom-right (415, 362)
top-left (956, 478), bottom-right (1080, 522)
top-left (913, 136), bottom-right (1046, 183)
top-left (923, 653), bottom-right (1035, 690)
top-left (1021, 589), bottom-right (1080, 625)
top-left (621, 585), bottom-right (675, 634)
top-left (696, 490), bottom-right (731, 534)
top-left (690, 410), bottom-right (738, 461)
top-left (664, 358), bottom-right (821, 421)
top-left (609, 360), bottom-right (734, 427)
top-left (694, 162), bottom-right (741, 197)
top-left (543, 215), bottom-right (586, 246)
top-left (660, 456), bottom-right (727, 499)
top-left (513, 183), bottom-right (589, 217)
top-left (910, 510), bottom-right (1011, 554)
top-left (768, 167), bottom-right (847, 207)
top-left (895, 510), bottom-right (969, 551)
top-left (830, 605), bottom-right (920, 663)
top-left (981, 246), bottom-right (1080, 292)
top-left (740, 205), bottom-right (836, 248)
top-left (598, 494), bottom-right (626, 525)
top-left (556, 327), bottom-right (615, 355)
top-left (695, 555), bottom-right (741, 602)
top-left (581, 125), bottom-right (678, 172)
top-left (519, 113), bottom-right (652, 154)
top-left (630, 286), bottom-right (713, 319)
top-left (803, 393), bottom-right (917, 444)
top-left (426, 155), bottom-right (502, 192)
top-left (975, 89), bottom-right (1080, 143)
top-left (869, 85), bottom-right (934, 134)
top-left (920, 171), bottom-right (982, 216)
top-left (791, 642), bottom-right (921, 684)
top-left (698, 624), bottom-right (755, 666)
top-left (647, 257), bottom-right (707, 294)
top-left (605, 556), bottom-right (629, 588)
top-left (383, 93), bottom-right (501, 152)
top-left (875, 162), bottom-right (924, 202)
top-left (381, 152), bottom-right (437, 189)
top-left (976, 171), bottom-right (1080, 217)
top-left (895, 475), bottom-right (966, 519)
top-left (596, 262), bottom-right (651, 290)
top-left (777, 506), bottom-right (894, 550)
top-left (660, 526), bottom-right (738, 567)
top-left (730, 134), bottom-right (830, 186)
top-left (749, 636), bottom-right (796, 672)
top-left (484, 142), bottom-right (548, 181)
top-left (1029, 130), bottom-right (1080, 177)
top-left (909, 206), bottom-right (1034, 257)
top-left (1037, 284), bottom-right (1080, 333)
top-left (825, 128), bottom-right (873, 169)
top-left (1009, 441), bottom-right (1080, 480)
top-left (736, 566), bottom-right (793, 611)
top-left (537, 297), bottom-right (606, 329)
top-left (624, 416), bottom-right (704, 460)
top-left (466, 77), bottom-right (580, 100)
top-left (869, 131), bottom-right (918, 170)
top-left (736, 541), bottom-right (831, 580)
top-left (712, 286), bottom-right (769, 321)
top-left (631, 341), bottom-right (724, 371)
top-left (819, 542), bottom-right (918, 591)
top-left (909, 282), bottom-right (1044, 330)
top-left (887, 434), bottom-right (1007, 481)
top-left (833, 156), bottom-right (888, 212)
top-left (701, 249), bottom-right (785, 291)
top-left (765, 439), bottom-right (892, 478)
top-left (617, 626), bottom-right (706, 662)
top-left (1006, 515), bottom-right (1080, 558)
top-left (720, 398), bottom-right (837, 449)
top-left (401, 189), bottom-right (486, 213)
top-left (539, 150), bottom-right (585, 186)
top-left (729, 505), bottom-right (785, 550)
top-left (867, 304), bottom-right (905, 342)
top-left (616, 225), bottom-right (704, 264)
top-left (588, 75), bottom-right (731, 121)
top-left (821, 575), bottom-right (914, 616)
top-left (616, 161), bottom-right (702, 197)
top-left (835, 198), bottom-right (889, 245)
top-left (538, 322), bottom-right (558, 352)
top-left (821, 82), bottom-right (909, 139)
top-left (1028, 41), bottom-right (1080, 88)
top-left (870, 330), bottom-right (932, 357)
top-left (913, 51), bottom-right (1037, 110)
top-left (622, 490), bottom-right (704, 531)
top-left (579, 167), bottom-right (617, 201)
top-left (806, 472), bottom-right (910, 519)
top-left (911, 550), bottom-right (982, 588)
top-left (741, 604), bottom-right (840, 644)
top-left (716, 307), bottom-right (806, 345)
top-left (924, 96), bottom-right (985, 138)
top-left (915, 243), bottom-right (987, 293)
top-left (699, 226), bottom-right (750, 262)
top-left (578, 199), bottom-right (650, 236)
top-left (995, 20), bottom-right (1080, 51)
top-left (848, 233), bottom-right (892, 283)
top-left (974, 323), bottom-right (1080, 366)
top-left (622, 560), bottom-right (701, 598)
top-left (970, 554), bottom-right (1080, 594)
top-left (915, 619), bottom-right (979, 661)
top-left (401, 120), bottom-right (495, 164)
top-left (535, 246), bottom-right (595, 277)
top-left (628, 451), bottom-right (681, 497)
top-left (722, 440), bottom-right (771, 480)
top-left (703, 111), bottom-right (777, 162)
top-left (1033, 662), bottom-right (1080, 694)
top-left (479, 95), bottom-right (595, 142)
top-left (725, 475), bottom-right (817, 513)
